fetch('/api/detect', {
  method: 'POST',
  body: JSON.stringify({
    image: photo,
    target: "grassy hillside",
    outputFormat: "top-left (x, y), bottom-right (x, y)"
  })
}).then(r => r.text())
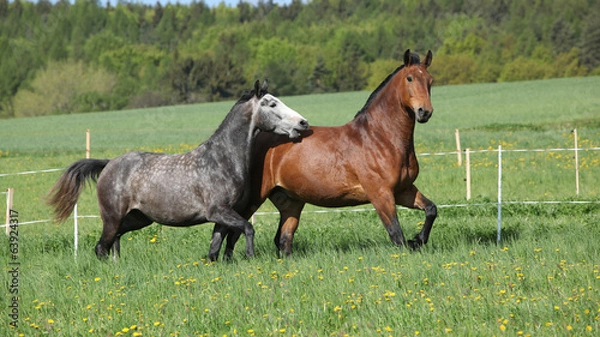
top-left (1, 77), bottom-right (599, 336)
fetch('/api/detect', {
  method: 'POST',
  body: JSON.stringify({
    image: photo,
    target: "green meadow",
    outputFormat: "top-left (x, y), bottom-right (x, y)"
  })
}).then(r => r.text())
top-left (1, 77), bottom-right (599, 336)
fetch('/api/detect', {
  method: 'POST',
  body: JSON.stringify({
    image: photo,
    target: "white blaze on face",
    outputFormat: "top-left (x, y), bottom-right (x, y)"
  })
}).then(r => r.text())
top-left (257, 94), bottom-right (308, 138)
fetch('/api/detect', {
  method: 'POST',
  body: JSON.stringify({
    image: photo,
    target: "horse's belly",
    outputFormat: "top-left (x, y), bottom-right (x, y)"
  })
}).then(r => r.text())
top-left (131, 191), bottom-right (208, 226)
top-left (142, 206), bottom-right (205, 226)
top-left (283, 182), bottom-right (369, 207)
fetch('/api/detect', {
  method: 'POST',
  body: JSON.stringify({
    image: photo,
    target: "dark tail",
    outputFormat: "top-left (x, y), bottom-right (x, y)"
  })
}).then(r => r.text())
top-left (46, 159), bottom-right (110, 223)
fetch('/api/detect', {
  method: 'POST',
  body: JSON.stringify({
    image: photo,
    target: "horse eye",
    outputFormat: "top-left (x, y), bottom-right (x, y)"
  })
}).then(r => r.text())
top-left (269, 102), bottom-right (277, 108)
top-left (407, 76), bottom-right (413, 82)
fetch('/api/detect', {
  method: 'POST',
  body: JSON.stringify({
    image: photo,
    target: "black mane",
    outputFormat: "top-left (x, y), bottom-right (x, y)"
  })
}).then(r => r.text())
top-left (238, 90), bottom-right (257, 103)
top-left (354, 52), bottom-right (421, 118)
top-left (238, 83), bottom-right (269, 104)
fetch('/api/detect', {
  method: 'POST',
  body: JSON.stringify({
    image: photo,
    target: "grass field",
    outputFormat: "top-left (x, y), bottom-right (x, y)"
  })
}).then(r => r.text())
top-left (1, 76), bottom-right (600, 336)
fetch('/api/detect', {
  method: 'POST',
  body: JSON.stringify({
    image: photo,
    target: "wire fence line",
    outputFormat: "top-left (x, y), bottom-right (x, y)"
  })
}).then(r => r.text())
top-left (1, 146), bottom-right (600, 178)
top-left (420, 147), bottom-right (600, 157)
top-left (2, 144), bottom-right (599, 231)
top-left (2, 200), bottom-right (599, 229)
top-left (0, 168), bottom-right (62, 178)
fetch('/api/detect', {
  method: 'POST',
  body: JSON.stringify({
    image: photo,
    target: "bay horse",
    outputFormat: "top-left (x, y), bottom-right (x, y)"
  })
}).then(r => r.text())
top-left (212, 50), bottom-right (437, 259)
top-left (47, 80), bottom-right (309, 260)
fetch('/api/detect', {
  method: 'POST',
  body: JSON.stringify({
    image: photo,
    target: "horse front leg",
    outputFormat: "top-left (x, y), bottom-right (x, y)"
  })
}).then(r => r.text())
top-left (211, 204), bottom-right (262, 261)
top-left (207, 208), bottom-right (255, 258)
top-left (223, 229), bottom-right (243, 261)
top-left (396, 185), bottom-right (437, 249)
top-left (112, 236), bottom-right (121, 262)
top-left (369, 189), bottom-right (409, 247)
top-left (208, 224), bottom-right (227, 261)
top-left (270, 190), bottom-right (305, 257)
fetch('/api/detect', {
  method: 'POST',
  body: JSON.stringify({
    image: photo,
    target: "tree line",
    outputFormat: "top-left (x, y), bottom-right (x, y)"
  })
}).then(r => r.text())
top-left (1, 0), bottom-right (599, 118)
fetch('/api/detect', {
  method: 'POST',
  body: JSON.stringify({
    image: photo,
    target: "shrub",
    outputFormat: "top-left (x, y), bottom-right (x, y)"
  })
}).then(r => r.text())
top-left (12, 61), bottom-right (118, 117)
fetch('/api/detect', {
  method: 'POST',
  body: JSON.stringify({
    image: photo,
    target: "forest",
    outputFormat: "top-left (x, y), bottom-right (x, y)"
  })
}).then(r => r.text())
top-left (1, 0), bottom-right (599, 118)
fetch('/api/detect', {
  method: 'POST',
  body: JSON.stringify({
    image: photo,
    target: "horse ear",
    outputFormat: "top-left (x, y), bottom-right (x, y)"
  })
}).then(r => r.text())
top-left (253, 80), bottom-right (260, 97)
top-left (261, 79), bottom-right (269, 93)
top-left (403, 49), bottom-right (411, 66)
top-left (424, 50), bottom-right (433, 68)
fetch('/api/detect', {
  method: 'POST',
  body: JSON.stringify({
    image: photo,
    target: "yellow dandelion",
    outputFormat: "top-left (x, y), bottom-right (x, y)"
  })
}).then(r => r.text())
top-left (133, 333), bottom-right (142, 337)
top-left (47, 319), bottom-right (54, 324)
top-left (154, 321), bottom-right (161, 326)
top-left (500, 325), bottom-right (506, 331)
top-left (94, 277), bottom-right (101, 282)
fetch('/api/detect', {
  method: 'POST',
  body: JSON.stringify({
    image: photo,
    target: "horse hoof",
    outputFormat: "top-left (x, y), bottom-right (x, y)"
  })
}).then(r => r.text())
top-left (408, 239), bottom-right (423, 250)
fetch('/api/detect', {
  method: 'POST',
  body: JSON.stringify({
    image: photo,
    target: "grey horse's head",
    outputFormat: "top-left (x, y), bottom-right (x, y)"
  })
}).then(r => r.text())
top-left (251, 80), bottom-right (309, 138)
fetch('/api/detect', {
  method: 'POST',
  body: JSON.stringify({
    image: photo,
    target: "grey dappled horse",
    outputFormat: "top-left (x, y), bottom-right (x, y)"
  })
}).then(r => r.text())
top-left (47, 80), bottom-right (309, 260)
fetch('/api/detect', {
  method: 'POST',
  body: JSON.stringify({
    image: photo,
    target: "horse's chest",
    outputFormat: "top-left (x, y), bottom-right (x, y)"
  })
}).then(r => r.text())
top-left (395, 155), bottom-right (419, 185)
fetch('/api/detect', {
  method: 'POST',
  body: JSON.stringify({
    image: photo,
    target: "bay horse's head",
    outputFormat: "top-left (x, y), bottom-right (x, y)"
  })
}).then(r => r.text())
top-left (250, 80), bottom-right (309, 138)
top-left (398, 49), bottom-right (434, 123)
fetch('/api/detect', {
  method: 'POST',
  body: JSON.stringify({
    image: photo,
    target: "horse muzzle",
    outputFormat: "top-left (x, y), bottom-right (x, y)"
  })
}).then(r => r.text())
top-left (287, 119), bottom-right (310, 139)
top-left (416, 107), bottom-right (433, 123)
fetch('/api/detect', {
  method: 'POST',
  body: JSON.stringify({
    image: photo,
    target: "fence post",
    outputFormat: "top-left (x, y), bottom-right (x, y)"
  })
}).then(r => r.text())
top-left (465, 148), bottom-right (471, 200)
top-left (5, 188), bottom-right (14, 236)
top-left (86, 129), bottom-right (91, 160)
top-left (573, 129), bottom-right (580, 195)
top-left (497, 145), bottom-right (502, 244)
top-left (73, 204), bottom-right (78, 258)
top-left (455, 129), bottom-right (462, 166)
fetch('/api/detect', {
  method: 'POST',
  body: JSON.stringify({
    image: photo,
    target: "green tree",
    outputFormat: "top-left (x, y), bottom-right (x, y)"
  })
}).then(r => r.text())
top-left (309, 56), bottom-right (332, 93)
top-left (0, 0), bottom-right (8, 18)
top-left (580, 13), bottom-right (600, 71)
top-left (106, 4), bottom-right (139, 42)
top-left (550, 17), bottom-right (576, 54)
top-left (247, 37), bottom-right (302, 95)
top-left (12, 61), bottom-right (118, 117)
top-left (69, 0), bottom-right (107, 60)
top-left (0, 38), bottom-right (42, 117)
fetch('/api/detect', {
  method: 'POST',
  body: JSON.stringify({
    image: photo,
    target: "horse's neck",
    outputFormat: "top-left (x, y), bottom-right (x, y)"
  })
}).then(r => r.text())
top-left (356, 83), bottom-right (416, 149)
top-left (198, 111), bottom-right (255, 174)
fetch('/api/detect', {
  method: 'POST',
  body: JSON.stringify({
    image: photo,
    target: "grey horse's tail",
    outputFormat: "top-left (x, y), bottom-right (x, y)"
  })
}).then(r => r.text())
top-left (47, 159), bottom-right (110, 223)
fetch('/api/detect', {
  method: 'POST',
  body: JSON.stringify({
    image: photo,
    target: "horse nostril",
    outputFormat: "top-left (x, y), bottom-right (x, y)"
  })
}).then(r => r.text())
top-left (299, 119), bottom-right (309, 128)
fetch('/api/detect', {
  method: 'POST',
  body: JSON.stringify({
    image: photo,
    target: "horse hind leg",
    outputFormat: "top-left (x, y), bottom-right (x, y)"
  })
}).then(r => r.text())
top-left (96, 217), bottom-right (119, 260)
top-left (96, 209), bottom-right (152, 260)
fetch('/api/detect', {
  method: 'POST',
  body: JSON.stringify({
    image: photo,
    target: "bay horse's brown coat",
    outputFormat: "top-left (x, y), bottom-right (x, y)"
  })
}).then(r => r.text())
top-left (212, 50), bottom-right (437, 259)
